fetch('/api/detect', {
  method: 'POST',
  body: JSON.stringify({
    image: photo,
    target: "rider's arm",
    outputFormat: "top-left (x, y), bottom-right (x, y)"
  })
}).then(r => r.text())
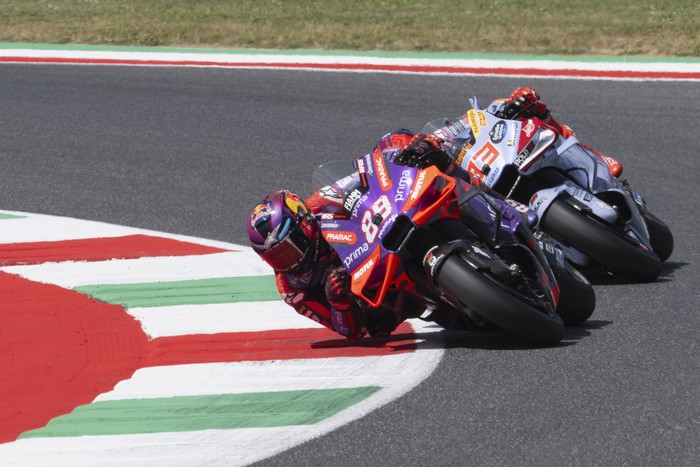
top-left (324, 267), bottom-right (368, 340)
top-left (275, 273), bottom-right (336, 332)
top-left (491, 87), bottom-right (572, 137)
top-left (390, 132), bottom-right (471, 182)
top-left (275, 271), bottom-right (368, 340)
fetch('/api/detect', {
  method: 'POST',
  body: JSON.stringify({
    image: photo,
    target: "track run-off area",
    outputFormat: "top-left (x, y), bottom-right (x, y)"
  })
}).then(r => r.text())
top-left (1, 44), bottom-right (699, 466)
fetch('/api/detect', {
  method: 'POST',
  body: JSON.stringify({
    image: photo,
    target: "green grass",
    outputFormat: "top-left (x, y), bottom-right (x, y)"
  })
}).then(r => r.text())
top-left (0, 0), bottom-right (698, 57)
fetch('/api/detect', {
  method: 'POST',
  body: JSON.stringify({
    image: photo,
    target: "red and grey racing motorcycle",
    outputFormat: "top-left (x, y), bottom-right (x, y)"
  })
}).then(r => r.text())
top-left (423, 97), bottom-right (674, 282)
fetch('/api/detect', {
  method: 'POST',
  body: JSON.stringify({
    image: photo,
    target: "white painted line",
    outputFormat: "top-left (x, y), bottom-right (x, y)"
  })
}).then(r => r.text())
top-left (0, 212), bottom-right (132, 243)
top-left (127, 301), bottom-right (319, 339)
top-left (2, 251), bottom-right (272, 287)
top-left (1, 47), bottom-right (699, 73)
top-left (95, 354), bottom-right (425, 401)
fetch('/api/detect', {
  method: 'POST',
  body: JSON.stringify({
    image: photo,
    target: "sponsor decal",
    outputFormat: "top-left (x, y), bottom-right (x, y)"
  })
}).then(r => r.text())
top-left (352, 258), bottom-right (375, 282)
top-left (532, 197), bottom-right (545, 212)
top-left (423, 246), bottom-right (444, 278)
top-left (506, 122), bottom-right (518, 147)
top-left (410, 171), bottom-right (427, 201)
top-left (485, 166), bottom-right (500, 186)
top-left (373, 153), bottom-right (392, 191)
top-left (377, 213), bottom-right (398, 240)
top-left (249, 203), bottom-right (272, 227)
top-left (523, 119), bottom-right (536, 138)
top-left (343, 242), bottom-right (369, 268)
top-left (352, 194), bottom-right (369, 219)
top-left (489, 121), bottom-right (507, 144)
top-left (364, 154), bottom-right (374, 176)
top-left (320, 186), bottom-right (342, 201)
top-left (449, 120), bottom-right (467, 134)
top-left (467, 109), bottom-right (482, 137)
top-left (344, 189), bottom-right (363, 212)
top-left (455, 139), bottom-right (475, 165)
top-left (357, 158), bottom-right (367, 174)
top-left (322, 231), bottom-right (357, 245)
top-left (513, 152), bottom-right (528, 168)
top-left (283, 291), bottom-right (305, 307)
top-left (395, 169), bottom-right (412, 202)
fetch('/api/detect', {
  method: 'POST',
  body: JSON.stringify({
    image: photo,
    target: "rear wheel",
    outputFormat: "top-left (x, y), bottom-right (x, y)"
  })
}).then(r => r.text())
top-left (541, 199), bottom-right (662, 282)
top-left (435, 254), bottom-right (565, 346)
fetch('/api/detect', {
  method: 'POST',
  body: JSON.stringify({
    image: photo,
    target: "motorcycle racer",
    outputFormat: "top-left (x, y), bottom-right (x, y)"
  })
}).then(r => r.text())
top-left (247, 129), bottom-right (548, 340)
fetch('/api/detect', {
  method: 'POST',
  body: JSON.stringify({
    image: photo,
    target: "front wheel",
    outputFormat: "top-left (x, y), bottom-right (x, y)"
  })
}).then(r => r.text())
top-left (644, 211), bottom-right (673, 262)
top-left (541, 199), bottom-right (662, 282)
top-left (554, 263), bottom-right (595, 326)
top-left (435, 254), bottom-right (565, 346)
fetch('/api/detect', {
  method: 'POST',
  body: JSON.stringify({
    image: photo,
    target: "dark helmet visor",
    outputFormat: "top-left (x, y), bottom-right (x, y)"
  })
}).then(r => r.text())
top-left (259, 222), bottom-right (312, 272)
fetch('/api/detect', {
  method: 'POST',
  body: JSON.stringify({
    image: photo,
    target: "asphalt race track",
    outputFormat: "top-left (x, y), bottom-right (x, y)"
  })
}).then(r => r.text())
top-left (1, 64), bottom-right (699, 466)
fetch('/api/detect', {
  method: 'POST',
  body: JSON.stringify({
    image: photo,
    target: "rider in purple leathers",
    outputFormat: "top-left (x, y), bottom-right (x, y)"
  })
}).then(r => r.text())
top-left (247, 88), bottom-right (567, 340)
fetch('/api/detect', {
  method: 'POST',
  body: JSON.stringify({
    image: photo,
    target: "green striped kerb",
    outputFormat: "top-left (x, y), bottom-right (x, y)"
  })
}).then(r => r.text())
top-left (75, 275), bottom-right (279, 307)
top-left (20, 387), bottom-right (381, 437)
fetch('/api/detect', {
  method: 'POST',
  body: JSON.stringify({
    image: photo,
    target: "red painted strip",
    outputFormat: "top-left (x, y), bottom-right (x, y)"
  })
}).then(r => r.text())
top-left (145, 322), bottom-right (416, 367)
top-left (0, 271), bottom-right (148, 443)
top-left (2, 56), bottom-right (699, 80)
top-left (0, 234), bottom-right (231, 266)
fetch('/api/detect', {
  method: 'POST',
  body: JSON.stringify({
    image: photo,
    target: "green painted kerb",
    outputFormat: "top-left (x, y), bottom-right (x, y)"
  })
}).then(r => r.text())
top-left (75, 275), bottom-right (279, 308)
top-left (0, 213), bottom-right (26, 219)
top-left (20, 386), bottom-right (381, 438)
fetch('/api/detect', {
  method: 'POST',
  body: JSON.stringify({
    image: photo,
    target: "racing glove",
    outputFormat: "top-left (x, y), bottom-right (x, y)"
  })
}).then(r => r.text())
top-left (394, 133), bottom-right (452, 171)
top-left (325, 266), bottom-right (368, 339)
top-left (325, 266), bottom-right (351, 309)
top-left (497, 87), bottom-right (550, 120)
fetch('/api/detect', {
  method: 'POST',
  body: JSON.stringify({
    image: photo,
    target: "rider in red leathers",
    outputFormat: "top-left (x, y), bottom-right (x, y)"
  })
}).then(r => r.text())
top-left (248, 125), bottom-right (541, 340)
top-left (247, 134), bottom-right (468, 341)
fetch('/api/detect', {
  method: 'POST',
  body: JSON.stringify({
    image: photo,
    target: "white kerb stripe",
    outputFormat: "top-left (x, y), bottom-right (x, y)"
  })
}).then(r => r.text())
top-left (1, 251), bottom-right (273, 287)
top-left (128, 301), bottom-right (319, 339)
top-left (95, 354), bottom-right (420, 401)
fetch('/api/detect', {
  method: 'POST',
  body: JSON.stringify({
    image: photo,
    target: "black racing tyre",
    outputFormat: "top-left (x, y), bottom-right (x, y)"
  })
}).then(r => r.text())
top-left (435, 255), bottom-right (565, 346)
top-left (554, 263), bottom-right (596, 326)
top-left (541, 199), bottom-right (662, 282)
top-left (643, 211), bottom-right (674, 262)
